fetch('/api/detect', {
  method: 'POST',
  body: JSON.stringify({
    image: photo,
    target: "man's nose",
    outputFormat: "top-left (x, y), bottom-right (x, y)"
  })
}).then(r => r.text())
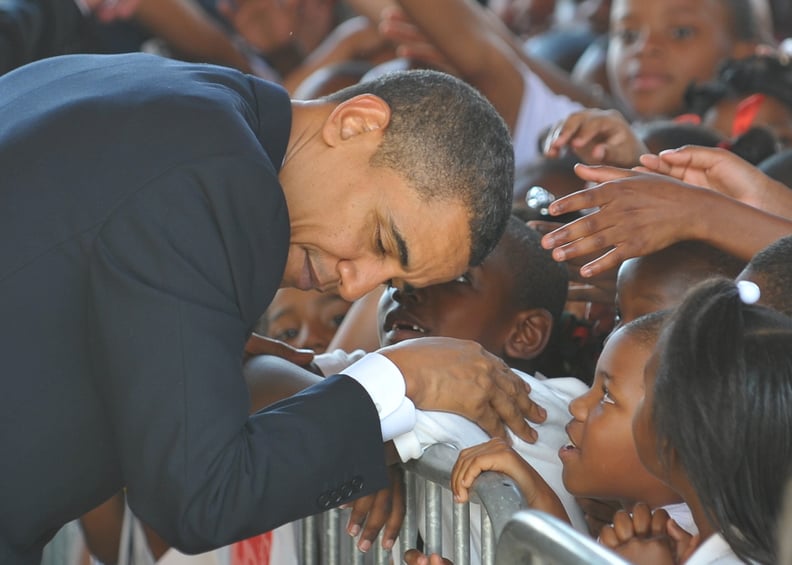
top-left (336, 260), bottom-right (396, 302)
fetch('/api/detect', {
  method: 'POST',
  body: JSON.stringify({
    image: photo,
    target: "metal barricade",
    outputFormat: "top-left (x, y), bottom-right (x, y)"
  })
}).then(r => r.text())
top-left (300, 443), bottom-right (526, 565)
top-left (300, 444), bottom-right (629, 565)
top-left (495, 509), bottom-right (630, 565)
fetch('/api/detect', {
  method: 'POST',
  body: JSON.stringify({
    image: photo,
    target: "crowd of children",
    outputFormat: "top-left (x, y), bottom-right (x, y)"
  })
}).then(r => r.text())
top-left (18, 0), bottom-right (792, 563)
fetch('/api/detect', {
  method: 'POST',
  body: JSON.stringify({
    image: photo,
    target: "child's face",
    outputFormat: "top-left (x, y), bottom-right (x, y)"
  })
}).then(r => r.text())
top-left (263, 288), bottom-right (351, 353)
top-left (560, 328), bottom-right (678, 506)
top-left (607, 0), bottom-right (741, 119)
top-left (377, 248), bottom-right (516, 356)
top-left (631, 350), bottom-right (664, 482)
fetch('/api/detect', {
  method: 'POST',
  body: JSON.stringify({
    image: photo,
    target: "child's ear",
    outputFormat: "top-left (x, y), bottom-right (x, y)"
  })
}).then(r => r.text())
top-left (504, 309), bottom-right (554, 361)
top-left (321, 94), bottom-right (391, 146)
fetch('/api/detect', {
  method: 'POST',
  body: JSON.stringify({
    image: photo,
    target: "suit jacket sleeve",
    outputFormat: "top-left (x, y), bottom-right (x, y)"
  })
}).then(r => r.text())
top-left (87, 154), bottom-right (389, 552)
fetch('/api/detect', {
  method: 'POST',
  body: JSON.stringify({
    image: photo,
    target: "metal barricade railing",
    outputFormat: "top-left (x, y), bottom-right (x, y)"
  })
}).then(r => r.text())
top-left (495, 509), bottom-right (631, 565)
top-left (401, 443), bottom-right (527, 565)
top-left (300, 443), bottom-right (526, 565)
top-left (300, 444), bottom-right (629, 565)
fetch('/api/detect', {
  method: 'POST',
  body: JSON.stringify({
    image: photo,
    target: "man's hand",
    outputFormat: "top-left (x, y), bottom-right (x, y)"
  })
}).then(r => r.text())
top-left (378, 337), bottom-right (547, 443)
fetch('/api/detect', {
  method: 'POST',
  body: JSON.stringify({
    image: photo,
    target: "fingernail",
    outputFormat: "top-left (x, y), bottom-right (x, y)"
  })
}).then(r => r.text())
top-left (383, 538), bottom-right (394, 550)
top-left (358, 539), bottom-right (371, 553)
top-left (348, 524), bottom-right (360, 537)
top-left (581, 266), bottom-right (593, 278)
top-left (554, 249), bottom-right (566, 261)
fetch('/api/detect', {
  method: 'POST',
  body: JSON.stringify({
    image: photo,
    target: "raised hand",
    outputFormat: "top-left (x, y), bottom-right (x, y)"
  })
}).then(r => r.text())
top-left (543, 108), bottom-right (648, 168)
top-left (541, 163), bottom-right (792, 277)
top-left (540, 166), bottom-right (706, 277)
top-left (378, 337), bottom-right (547, 444)
top-left (639, 145), bottom-right (792, 214)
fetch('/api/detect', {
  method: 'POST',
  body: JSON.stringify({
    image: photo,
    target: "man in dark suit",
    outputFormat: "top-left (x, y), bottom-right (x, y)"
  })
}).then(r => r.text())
top-left (0, 52), bottom-right (539, 564)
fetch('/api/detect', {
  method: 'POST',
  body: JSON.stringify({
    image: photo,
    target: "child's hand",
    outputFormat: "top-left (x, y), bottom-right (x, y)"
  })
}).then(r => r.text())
top-left (344, 466), bottom-right (405, 553)
top-left (598, 504), bottom-right (676, 565)
top-left (403, 549), bottom-right (454, 565)
top-left (576, 497), bottom-right (621, 538)
top-left (451, 438), bottom-right (567, 519)
top-left (378, 6), bottom-right (458, 75)
top-left (543, 109), bottom-right (649, 168)
top-left (243, 333), bottom-right (316, 368)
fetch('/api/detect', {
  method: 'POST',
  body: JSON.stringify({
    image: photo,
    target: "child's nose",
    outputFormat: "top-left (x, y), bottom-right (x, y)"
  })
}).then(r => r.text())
top-left (568, 392), bottom-right (592, 421)
top-left (392, 283), bottom-right (420, 305)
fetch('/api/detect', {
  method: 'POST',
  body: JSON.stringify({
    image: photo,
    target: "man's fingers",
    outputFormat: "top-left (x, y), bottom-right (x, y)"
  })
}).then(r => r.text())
top-left (496, 368), bottom-right (546, 423)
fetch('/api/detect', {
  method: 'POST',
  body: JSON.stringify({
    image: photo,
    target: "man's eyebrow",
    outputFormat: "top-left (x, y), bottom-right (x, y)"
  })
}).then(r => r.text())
top-left (391, 222), bottom-right (409, 268)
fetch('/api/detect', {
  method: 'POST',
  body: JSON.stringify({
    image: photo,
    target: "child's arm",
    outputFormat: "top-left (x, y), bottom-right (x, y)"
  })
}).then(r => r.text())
top-left (639, 145), bottom-right (792, 216)
top-left (451, 438), bottom-right (570, 524)
top-left (542, 166), bottom-right (792, 278)
top-left (543, 108), bottom-right (649, 168)
top-left (385, 0), bottom-right (525, 131)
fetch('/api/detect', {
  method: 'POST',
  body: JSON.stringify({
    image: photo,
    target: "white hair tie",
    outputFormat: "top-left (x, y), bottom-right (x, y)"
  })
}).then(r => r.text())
top-left (737, 280), bottom-right (761, 305)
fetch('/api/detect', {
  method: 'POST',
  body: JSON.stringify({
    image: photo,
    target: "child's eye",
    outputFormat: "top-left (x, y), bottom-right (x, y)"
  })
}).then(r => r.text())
top-left (600, 385), bottom-right (616, 405)
top-left (613, 28), bottom-right (640, 45)
top-left (454, 272), bottom-right (472, 285)
top-left (670, 26), bottom-right (696, 40)
top-left (273, 328), bottom-right (299, 342)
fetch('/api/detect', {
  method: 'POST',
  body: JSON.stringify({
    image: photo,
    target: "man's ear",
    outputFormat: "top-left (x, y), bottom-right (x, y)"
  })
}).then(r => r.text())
top-left (322, 94), bottom-right (391, 146)
top-left (504, 309), bottom-right (554, 361)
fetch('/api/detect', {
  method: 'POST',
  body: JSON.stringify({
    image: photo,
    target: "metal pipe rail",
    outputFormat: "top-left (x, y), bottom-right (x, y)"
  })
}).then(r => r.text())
top-left (495, 509), bottom-right (631, 565)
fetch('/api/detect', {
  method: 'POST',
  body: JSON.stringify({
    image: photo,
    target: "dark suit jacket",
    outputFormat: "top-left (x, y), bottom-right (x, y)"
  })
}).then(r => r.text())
top-left (0, 53), bottom-right (387, 563)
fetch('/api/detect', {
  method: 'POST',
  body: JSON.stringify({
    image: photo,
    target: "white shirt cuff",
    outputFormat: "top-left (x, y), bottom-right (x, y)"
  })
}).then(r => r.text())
top-left (344, 352), bottom-right (417, 442)
top-left (392, 430), bottom-right (423, 462)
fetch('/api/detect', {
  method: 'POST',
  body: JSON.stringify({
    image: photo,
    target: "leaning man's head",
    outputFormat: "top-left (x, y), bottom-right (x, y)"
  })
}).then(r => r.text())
top-left (324, 70), bottom-right (514, 268)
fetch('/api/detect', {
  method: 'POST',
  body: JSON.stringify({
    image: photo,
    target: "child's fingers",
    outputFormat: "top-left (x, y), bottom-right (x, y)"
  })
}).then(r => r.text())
top-left (610, 509), bottom-right (636, 543)
top-left (451, 440), bottom-right (510, 501)
top-left (650, 508), bottom-right (670, 537)
top-left (543, 117), bottom-right (583, 156)
top-left (630, 502), bottom-right (652, 536)
top-left (403, 549), bottom-right (429, 565)
top-left (598, 524), bottom-right (620, 548)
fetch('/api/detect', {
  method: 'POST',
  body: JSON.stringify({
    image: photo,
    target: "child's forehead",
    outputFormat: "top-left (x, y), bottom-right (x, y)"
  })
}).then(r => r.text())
top-left (610, 0), bottom-right (725, 21)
